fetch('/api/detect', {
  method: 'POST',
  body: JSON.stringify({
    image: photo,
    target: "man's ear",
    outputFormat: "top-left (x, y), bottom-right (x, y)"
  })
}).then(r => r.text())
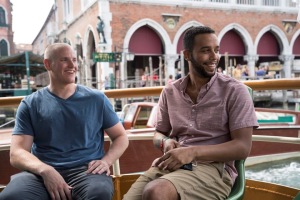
top-left (44, 59), bottom-right (51, 71)
top-left (183, 49), bottom-right (191, 61)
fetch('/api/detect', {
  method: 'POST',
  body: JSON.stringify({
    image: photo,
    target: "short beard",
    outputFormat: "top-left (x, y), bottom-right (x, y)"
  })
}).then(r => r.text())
top-left (190, 55), bottom-right (215, 78)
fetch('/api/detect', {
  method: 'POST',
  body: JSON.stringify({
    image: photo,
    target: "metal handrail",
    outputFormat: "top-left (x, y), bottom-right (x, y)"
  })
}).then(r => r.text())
top-left (252, 135), bottom-right (300, 144)
top-left (0, 119), bottom-right (15, 129)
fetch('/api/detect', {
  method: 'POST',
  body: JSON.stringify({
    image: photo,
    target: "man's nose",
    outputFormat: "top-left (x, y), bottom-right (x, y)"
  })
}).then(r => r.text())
top-left (210, 51), bottom-right (219, 59)
top-left (68, 60), bottom-right (77, 68)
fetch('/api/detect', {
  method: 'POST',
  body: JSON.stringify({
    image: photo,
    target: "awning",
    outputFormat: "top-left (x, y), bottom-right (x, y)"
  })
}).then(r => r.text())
top-left (0, 52), bottom-right (45, 75)
top-left (0, 52), bottom-right (46, 94)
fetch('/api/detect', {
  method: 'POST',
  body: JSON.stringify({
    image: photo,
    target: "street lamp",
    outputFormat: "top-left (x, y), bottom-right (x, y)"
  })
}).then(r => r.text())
top-left (126, 52), bottom-right (135, 61)
top-left (113, 46), bottom-right (135, 89)
top-left (123, 51), bottom-right (135, 89)
top-left (62, 21), bottom-right (69, 43)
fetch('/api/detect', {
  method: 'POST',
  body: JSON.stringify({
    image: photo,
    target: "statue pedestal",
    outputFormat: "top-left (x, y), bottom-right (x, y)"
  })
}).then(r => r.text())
top-left (98, 42), bottom-right (107, 51)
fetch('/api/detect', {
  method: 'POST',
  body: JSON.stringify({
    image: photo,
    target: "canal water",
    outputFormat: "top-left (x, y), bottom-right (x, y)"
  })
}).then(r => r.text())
top-left (245, 157), bottom-right (300, 189)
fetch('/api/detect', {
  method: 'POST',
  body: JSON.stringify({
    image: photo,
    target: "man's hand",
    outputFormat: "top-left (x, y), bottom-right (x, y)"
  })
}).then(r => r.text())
top-left (87, 160), bottom-right (110, 176)
top-left (41, 167), bottom-right (72, 200)
top-left (155, 147), bottom-right (194, 171)
top-left (163, 138), bottom-right (180, 153)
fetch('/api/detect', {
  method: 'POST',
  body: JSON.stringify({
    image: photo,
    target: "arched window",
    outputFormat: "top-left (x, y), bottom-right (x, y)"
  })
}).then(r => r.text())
top-left (0, 7), bottom-right (6, 26)
top-left (63, 0), bottom-right (72, 21)
top-left (0, 40), bottom-right (8, 56)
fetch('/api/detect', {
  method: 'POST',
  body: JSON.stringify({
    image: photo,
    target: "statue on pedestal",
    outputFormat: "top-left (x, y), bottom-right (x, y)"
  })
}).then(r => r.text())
top-left (97, 16), bottom-right (106, 43)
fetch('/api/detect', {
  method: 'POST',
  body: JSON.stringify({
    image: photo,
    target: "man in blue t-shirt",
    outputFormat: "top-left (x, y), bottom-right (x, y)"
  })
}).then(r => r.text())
top-left (256, 65), bottom-right (266, 77)
top-left (0, 43), bottom-right (129, 200)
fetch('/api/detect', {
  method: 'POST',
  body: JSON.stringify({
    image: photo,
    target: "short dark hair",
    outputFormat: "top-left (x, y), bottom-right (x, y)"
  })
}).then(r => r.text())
top-left (183, 26), bottom-right (215, 51)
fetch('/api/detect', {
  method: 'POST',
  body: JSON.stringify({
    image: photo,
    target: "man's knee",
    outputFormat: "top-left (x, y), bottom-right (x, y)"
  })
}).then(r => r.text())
top-left (94, 183), bottom-right (113, 198)
top-left (142, 179), bottom-right (178, 200)
top-left (143, 181), bottom-right (161, 199)
top-left (86, 186), bottom-right (113, 200)
top-left (0, 191), bottom-right (19, 200)
top-left (75, 179), bottom-right (114, 199)
top-left (0, 187), bottom-right (49, 200)
top-left (0, 172), bottom-right (49, 200)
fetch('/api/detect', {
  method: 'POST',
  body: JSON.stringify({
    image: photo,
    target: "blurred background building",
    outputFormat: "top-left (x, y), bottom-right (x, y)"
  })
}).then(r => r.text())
top-left (0, 0), bottom-right (14, 56)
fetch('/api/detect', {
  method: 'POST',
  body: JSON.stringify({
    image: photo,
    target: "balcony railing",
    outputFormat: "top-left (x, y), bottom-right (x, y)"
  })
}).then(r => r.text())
top-left (128, 0), bottom-right (299, 11)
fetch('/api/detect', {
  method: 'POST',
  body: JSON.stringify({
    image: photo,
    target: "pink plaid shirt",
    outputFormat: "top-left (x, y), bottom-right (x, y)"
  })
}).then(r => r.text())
top-left (155, 73), bottom-right (258, 181)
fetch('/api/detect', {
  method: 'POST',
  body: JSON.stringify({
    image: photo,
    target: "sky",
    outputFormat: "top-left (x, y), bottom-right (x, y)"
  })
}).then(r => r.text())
top-left (10, 0), bottom-right (54, 44)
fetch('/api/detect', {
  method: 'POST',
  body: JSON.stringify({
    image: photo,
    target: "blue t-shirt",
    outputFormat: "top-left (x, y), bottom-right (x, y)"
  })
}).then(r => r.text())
top-left (13, 85), bottom-right (120, 169)
top-left (256, 69), bottom-right (266, 76)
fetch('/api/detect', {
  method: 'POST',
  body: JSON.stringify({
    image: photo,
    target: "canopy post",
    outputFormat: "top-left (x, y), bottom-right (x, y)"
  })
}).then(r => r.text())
top-left (25, 51), bottom-right (31, 95)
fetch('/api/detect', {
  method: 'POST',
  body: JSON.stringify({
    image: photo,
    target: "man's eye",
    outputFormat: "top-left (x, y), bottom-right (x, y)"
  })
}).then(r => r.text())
top-left (201, 49), bottom-right (210, 53)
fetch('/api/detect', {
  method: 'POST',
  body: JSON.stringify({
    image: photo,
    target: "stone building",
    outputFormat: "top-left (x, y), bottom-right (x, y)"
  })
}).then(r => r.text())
top-left (32, 0), bottom-right (300, 89)
top-left (0, 0), bottom-right (14, 56)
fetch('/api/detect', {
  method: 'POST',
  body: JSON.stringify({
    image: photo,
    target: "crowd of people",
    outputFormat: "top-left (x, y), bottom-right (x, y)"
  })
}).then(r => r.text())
top-left (217, 63), bottom-right (278, 80)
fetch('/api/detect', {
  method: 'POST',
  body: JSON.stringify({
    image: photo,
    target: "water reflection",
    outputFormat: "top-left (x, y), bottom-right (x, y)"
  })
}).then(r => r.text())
top-left (245, 157), bottom-right (300, 189)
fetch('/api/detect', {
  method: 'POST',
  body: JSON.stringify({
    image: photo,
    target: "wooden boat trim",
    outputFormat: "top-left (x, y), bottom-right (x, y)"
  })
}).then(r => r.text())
top-left (245, 179), bottom-right (300, 200)
top-left (1, 78), bottom-right (300, 106)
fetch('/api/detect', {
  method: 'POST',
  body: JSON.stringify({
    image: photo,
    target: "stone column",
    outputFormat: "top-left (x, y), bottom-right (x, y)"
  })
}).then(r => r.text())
top-left (165, 54), bottom-right (178, 81)
top-left (278, 54), bottom-right (294, 109)
top-left (243, 54), bottom-right (259, 77)
top-left (279, 54), bottom-right (294, 78)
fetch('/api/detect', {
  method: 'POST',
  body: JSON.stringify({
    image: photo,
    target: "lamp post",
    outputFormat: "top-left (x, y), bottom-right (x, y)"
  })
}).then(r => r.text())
top-left (122, 51), bottom-right (135, 89)
top-left (112, 46), bottom-right (134, 111)
top-left (114, 46), bottom-right (122, 89)
top-left (114, 45), bottom-right (135, 89)
top-left (62, 21), bottom-right (69, 43)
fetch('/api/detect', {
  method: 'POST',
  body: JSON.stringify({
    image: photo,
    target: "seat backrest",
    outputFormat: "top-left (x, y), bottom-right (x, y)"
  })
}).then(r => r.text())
top-left (227, 86), bottom-right (252, 199)
top-left (227, 160), bottom-right (246, 200)
top-left (246, 85), bottom-right (253, 99)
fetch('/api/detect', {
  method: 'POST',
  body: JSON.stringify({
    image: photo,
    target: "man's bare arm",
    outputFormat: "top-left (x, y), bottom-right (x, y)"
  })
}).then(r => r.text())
top-left (10, 134), bottom-right (72, 199)
top-left (153, 131), bottom-right (179, 153)
top-left (156, 127), bottom-right (253, 171)
top-left (10, 134), bottom-right (50, 174)
top-left (87, 122), bottom-right (129, 175)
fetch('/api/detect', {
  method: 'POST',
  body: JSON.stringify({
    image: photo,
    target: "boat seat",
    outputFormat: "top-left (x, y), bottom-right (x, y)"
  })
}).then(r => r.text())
top-left (227, 160), bottom-right (246, 200)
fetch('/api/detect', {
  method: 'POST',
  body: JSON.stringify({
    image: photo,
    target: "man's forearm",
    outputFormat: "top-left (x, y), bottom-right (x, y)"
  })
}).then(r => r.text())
top-left (153, 131), bottom-right (169, 150)
top-left (10, 148), bottom-right (54, 176)
top-left (102, 134), bottom-right (129, 166)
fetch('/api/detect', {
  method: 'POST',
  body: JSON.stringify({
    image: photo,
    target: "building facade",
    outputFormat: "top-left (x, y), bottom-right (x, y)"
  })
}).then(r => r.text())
top-left (0, 0), bottom-right (14, 56)
top-left (32, 0), bottom-right (300, 89)
top-left (0, 0), bottom-right (14, 90)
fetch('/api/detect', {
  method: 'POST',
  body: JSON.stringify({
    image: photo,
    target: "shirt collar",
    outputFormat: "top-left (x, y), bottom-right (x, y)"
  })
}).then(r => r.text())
top-left (179, 73), bottom-right (218, 92)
